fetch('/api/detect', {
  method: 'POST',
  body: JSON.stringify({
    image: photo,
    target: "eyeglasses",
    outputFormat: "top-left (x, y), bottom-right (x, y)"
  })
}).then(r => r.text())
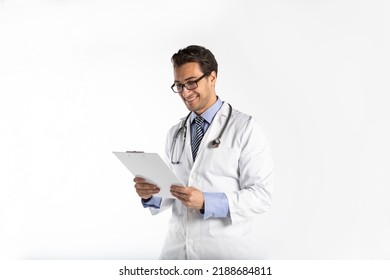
top-left (171, 73), bottom-right (209, 93)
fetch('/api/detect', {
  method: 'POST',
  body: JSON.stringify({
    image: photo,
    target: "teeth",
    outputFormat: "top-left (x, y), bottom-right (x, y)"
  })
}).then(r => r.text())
top-left (187, 96), bottom-right (197, 102)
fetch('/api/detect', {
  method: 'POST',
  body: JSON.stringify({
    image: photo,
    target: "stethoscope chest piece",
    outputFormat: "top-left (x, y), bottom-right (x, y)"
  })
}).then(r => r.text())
top-left (210, 138), bottom-right (221, 148)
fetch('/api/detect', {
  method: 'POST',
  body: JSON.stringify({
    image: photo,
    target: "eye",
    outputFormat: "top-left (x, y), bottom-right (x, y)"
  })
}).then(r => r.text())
top-left (185, 81), bottom-right (197, 89)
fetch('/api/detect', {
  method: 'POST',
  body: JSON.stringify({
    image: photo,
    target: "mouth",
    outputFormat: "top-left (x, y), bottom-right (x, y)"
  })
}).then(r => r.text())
top-left (184, 94), bottom-right (198, 104)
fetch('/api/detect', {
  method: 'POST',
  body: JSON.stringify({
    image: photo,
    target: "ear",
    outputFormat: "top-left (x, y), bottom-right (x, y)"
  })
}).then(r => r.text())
top-left (208, 71), bottom-right (217, 86)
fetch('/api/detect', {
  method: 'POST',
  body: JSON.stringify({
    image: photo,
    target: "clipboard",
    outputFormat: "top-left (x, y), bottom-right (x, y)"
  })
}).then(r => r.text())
top-left (113, 151), bottom-right (184, 199)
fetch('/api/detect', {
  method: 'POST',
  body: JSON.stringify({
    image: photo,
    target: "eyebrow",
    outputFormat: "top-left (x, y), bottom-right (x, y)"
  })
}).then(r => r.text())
top-left (174, 76), bottom-right (197, 83)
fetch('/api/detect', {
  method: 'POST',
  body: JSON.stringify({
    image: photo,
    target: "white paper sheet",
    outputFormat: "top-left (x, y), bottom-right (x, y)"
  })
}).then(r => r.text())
top-left (113, 151), bottom-right (184, 199)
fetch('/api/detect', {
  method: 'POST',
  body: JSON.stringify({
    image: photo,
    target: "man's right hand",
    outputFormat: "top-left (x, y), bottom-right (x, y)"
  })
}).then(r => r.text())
top-left (133, 177), bottom-right (160, 199)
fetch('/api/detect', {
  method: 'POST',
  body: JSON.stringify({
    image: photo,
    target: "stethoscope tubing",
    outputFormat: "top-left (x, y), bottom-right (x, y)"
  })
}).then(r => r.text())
top-left (171, 103), bottom-right (232, 164)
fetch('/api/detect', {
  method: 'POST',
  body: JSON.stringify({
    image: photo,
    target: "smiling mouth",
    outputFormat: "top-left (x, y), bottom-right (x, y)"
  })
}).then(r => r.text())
top-left (185, 95), bottom-right (198, 103)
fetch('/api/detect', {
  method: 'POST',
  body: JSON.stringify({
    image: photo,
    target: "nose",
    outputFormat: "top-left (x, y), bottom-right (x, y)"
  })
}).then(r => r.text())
top-left (181, 87), bottom-right (193, 97)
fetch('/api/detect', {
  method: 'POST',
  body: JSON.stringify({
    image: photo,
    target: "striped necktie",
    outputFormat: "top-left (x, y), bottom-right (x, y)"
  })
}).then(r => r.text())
top-left (191, 116), bottom-right (205, 161)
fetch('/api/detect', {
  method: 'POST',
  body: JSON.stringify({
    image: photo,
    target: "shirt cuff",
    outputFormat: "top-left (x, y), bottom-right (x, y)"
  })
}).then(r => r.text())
top-left (202, 192), bottom-right (229, 219)
top-left (141, 196), bottom-right (162, 209)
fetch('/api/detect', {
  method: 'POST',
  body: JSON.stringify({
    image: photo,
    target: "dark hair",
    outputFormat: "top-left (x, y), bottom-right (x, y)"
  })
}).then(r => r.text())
top-left (171, 45), bottom-right (218, 76)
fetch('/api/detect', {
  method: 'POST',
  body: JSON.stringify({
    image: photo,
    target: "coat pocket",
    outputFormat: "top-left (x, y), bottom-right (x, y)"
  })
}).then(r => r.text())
top-left (209, 146), bottom-right (240, 177)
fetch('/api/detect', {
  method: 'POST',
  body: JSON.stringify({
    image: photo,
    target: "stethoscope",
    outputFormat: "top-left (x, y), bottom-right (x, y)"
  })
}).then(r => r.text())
top-left (171, 103), bottom-right (232, 164)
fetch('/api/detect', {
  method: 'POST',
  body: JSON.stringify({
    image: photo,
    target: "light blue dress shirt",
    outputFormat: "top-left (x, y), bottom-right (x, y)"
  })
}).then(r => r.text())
top-left (142, 97), bottom-right (229, 219)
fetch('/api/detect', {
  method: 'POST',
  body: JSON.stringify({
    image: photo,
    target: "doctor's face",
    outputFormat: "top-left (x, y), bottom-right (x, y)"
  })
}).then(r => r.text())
top-left (173, 62), bottom-right (217, 115)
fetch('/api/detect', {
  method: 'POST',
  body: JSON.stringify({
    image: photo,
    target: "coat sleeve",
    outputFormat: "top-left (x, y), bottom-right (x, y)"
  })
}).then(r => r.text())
top-left (224, 117), bottom-right (274, 224)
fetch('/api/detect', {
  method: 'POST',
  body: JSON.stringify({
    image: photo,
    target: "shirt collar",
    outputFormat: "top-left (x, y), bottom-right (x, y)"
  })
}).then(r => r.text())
top-left (190, 97), bottom-right (223, 125)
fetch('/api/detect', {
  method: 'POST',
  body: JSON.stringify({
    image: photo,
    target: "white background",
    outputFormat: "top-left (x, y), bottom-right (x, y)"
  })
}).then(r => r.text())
top-left (1, 0), bottom-right (389, 259)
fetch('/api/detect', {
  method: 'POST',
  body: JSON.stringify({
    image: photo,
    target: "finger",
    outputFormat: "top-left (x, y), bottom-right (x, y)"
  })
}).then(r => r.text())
top-left (171, 193), bottom-right (184, 202)
top-left (136, 188), bottom-right (158, 198)
top-left (133, 177), bottom-right (146, 183)
top-left (137, 188), bottom-right (160, 197)
top-left (139, 186), bottom-right (159, 194)
top-left (137, 188), bottom-right (158, 197)
top-left (170, 185), bottom-right (187, 194)
top-left (170, 189), bottom-right (180, 198)
top-left (135, 183), bottom-right (158, 190)
top-left (171, 190), bottom-right (187, 200)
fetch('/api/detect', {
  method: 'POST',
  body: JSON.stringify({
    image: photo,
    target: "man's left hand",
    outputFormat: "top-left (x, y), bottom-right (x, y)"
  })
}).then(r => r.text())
top-left (170, 185), bottom-right (204, 210)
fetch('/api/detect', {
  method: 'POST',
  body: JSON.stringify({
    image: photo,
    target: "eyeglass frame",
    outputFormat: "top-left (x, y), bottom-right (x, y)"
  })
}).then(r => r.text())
top-left (170, 72), bottom-right (210, 93)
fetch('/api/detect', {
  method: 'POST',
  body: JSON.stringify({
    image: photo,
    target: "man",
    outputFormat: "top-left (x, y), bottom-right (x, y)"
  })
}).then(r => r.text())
top-left (134, 45), bottom-right (274, 259)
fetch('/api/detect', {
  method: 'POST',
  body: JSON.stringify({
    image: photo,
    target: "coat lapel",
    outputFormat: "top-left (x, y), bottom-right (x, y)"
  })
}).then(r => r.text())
top-left (192, 102), bottom-right (230, 169)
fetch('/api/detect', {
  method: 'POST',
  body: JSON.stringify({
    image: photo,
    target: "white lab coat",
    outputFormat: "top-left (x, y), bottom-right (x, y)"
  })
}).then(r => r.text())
top-left (150, 102), bottom-right (274, 259)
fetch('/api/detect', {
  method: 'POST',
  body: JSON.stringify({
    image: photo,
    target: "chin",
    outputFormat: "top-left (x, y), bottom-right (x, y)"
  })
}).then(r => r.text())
top-left (184, 102), bottom-right (198, 112)
top-left (186, 105), bottom-right (196, 112)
